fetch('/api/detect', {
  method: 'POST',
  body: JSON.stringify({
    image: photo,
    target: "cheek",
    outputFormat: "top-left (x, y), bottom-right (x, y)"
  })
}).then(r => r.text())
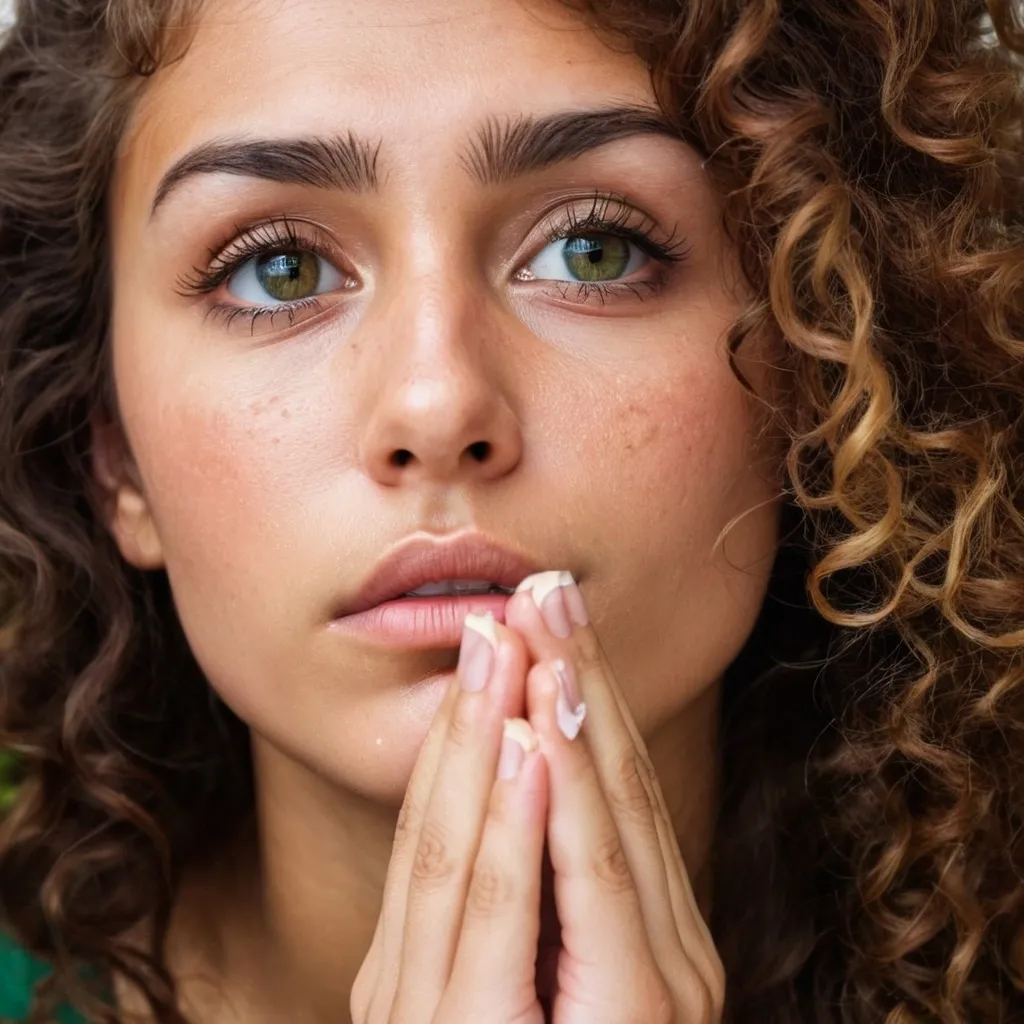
top-left (120, 320), bottom-right (346, 569)
top-left (616, 389), bottom-right (712, 493)
top-left (565, 360), bottom-right (779, 730)
top-left (120, 356), bottom-right (336, 658)
top-left (567, 359), bottom-right (750, 537)
top-left (144, 400), bottom-right (284, 568)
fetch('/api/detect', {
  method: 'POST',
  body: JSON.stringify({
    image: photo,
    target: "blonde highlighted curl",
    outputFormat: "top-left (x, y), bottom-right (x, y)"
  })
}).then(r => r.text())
top-left (0, 0), bottom-right (1022, 1021)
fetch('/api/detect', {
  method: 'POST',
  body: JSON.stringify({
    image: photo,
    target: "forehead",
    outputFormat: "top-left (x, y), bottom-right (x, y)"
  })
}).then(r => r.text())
top-left (117, 0), bottom-right (655, 209)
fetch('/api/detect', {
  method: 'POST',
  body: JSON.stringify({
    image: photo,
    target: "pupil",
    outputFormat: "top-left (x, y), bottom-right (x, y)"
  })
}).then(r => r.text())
top-left (256, 250), bottom-right (319, 301)
top-left (563, 235), bottom-right (629, 282)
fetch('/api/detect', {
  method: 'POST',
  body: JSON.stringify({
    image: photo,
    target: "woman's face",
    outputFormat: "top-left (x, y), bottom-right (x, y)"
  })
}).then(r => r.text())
top-left (102, 0), bottom-right (780, 804)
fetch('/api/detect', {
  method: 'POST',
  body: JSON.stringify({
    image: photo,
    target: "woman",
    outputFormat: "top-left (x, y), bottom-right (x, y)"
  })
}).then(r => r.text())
top-left (0, 0), bottom-right (1021, 1020)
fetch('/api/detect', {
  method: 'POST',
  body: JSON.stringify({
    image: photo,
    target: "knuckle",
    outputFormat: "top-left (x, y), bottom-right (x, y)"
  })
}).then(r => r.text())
top-left (445, 695), bottom-right (478, 750)
top-left (393, 793), bottom-right (417, 849)
top-left (591, 831), bottom-right (635, 894)
top-left (629, 973), bottom-right (676, 1024)
top-left (575, 630), bottom-right (604, 674)
top-left (706, 956), bottom-right (726, 1016)
top-left (673, 960), bottom-right (722, 1024)
top-left (465, 860), bottom-right (515, 917)
top-left (410, 819), bottom-right (457, 888)
top-left (608, 747), bottom-right (657, 829)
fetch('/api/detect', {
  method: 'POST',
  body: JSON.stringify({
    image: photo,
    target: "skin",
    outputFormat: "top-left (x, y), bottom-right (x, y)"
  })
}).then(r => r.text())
top-left (93, 0), bottom-right (781, 1018)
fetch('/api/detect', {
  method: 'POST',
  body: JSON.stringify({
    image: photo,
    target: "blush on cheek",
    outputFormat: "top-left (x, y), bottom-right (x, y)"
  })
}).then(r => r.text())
top-left (135, 391), bottom-right (303, 599)
top-left (608, 370), bottom-right (737, 496)
top-left (580, 365), bottom-right (778, 732)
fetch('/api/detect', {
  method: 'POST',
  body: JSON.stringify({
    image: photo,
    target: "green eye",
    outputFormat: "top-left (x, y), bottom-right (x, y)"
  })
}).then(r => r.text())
top-left (561, 235), bottom-right (632, 282)
top-left (226, 244), bottom-right (345, 307)
top-left (255, 250), bottom-right (321, 301)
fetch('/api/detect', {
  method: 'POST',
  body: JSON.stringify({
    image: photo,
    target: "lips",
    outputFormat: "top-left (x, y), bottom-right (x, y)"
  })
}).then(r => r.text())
top-left (327, 534), bottom-right (540, 647)
top-left (334, 533), bottom-right (539, 620)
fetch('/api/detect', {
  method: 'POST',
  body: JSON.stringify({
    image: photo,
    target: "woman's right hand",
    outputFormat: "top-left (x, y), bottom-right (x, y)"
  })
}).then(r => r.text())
top-left (350, 612), bottom-right (549, 1024)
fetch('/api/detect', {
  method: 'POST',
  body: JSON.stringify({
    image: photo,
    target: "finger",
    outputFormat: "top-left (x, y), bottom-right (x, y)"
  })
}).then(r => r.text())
top-left (372, 618), bottom-right (521, 1020)
top-left (390, 616), bottom-right (530, 1019)
top-left (349, 911), bottom-right (382, 1023)
top-left (442, 719), bottom-right (548, 1023)
top-left (362, 668), bottom-right (462, 1022)
top-left (526, 659), bottom-right (675, 1015)
top-left (508, 574), bottom-right (720, 978)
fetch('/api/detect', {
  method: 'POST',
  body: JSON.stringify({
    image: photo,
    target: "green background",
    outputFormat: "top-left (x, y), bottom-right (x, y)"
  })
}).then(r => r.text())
top-left (0, 751), bottom-right (18, 812)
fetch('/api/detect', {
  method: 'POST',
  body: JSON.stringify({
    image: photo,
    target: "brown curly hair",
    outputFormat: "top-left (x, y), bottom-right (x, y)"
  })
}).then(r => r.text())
top-left (1, 0), bottom-right (1022, 1020)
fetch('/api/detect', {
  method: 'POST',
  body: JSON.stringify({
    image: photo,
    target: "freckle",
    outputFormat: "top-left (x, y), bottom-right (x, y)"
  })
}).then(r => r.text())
top-left (281, 407), bottom-right (291, 419)
top-left (617, 396), bottom-right (661, 454)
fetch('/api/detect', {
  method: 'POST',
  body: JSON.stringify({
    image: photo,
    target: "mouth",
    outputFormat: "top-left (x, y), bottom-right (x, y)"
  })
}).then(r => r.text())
top-left (328, 533), bottom-right (540, 647)
top-left (399, 579), bottom-right (515, 599)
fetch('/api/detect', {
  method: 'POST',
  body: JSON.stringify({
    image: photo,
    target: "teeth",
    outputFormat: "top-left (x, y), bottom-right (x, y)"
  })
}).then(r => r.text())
top-left (404, 579), bottom-right (512, 598)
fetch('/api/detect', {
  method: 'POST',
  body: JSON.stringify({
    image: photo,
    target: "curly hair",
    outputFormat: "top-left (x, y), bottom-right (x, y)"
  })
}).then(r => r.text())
top-left (0, 0), bottom-right (1022, 1021)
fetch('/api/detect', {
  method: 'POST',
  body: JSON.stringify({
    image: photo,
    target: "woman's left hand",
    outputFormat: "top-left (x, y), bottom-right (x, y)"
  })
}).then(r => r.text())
top-left (505, 572), bottom-right (725, 1024)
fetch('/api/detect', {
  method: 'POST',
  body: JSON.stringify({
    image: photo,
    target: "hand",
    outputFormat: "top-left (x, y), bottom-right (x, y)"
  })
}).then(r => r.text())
top-left (506, 571), bottom-right (725, 1024)
top-left (350, 613), bottom-right (551, 1024)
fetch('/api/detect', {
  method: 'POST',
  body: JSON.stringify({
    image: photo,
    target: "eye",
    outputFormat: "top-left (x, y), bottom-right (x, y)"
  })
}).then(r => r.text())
top-left (525, 233), bottom-right (649, 284)
top-left (228, 248), bottom-right (344, 304)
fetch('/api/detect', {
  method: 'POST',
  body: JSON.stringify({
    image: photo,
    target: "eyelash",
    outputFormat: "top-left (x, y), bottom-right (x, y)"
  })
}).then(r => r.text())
top-left (529, 192), bottom-right (690, 308)
top-left (540, 192), bottom-right (689, 266)
top-left (177, 217), bottom-right (338, 291)
top-left (176, 195), bottom-right (690, 330)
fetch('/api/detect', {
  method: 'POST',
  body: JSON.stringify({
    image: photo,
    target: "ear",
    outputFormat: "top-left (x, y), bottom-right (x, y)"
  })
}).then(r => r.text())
top-left (89, 410), bottom-right (165, 570)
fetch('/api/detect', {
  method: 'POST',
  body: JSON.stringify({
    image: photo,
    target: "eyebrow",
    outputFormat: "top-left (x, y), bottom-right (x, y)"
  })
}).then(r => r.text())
top-left (149, 105), bottom-right (680, 217)
top-left (150, 132), bottom-right (382, 216)
top-left (461, 106), bottom-right (680, 185)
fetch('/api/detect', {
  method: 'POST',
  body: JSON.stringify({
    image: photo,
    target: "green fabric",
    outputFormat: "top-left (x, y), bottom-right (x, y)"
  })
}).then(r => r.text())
top-left (0, 932), bottom-right (87, 1023)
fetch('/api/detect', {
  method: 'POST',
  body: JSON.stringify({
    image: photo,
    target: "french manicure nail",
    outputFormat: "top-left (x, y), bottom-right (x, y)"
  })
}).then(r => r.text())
top-left (563, 580), bottom-right (589, 628)
top-left (515, 569), bottom-right (573, 604)
top-left (498, 717), bottom-right (538, 780)
top-left (552, 659), bottom-right (587, 741)
top-left (459, 612), bottom-right (496, 692)
top-left (515, 570), bottom-right (575, 638)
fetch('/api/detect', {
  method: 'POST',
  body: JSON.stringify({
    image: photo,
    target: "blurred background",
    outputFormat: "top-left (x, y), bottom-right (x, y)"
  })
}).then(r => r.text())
top-left (0, 0), bottom-right (14, 812)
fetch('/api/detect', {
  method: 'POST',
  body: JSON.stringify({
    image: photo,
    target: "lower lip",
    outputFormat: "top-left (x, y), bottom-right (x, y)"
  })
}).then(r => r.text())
top-left (329, 594), bottom-right (511, 646)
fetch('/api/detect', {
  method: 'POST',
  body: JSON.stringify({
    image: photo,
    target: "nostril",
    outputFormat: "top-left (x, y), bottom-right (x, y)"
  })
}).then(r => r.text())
top-left (386, 442), bottom-right (493, 470)
top-left (466, 440), bottom-right (491, 462)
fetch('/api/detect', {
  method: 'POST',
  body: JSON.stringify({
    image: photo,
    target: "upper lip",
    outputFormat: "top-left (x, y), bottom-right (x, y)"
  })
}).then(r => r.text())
top-left (337, 533), bottom-right (540, 617)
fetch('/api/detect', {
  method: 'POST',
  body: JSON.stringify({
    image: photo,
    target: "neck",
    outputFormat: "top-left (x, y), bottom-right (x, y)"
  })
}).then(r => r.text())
top-left (252, 746), bottom-right (397, 1019)
top-left (165, 686), bottom-right (720, 1023)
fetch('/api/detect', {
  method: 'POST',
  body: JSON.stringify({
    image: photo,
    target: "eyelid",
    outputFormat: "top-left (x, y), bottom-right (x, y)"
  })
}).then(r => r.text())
top-left (528, 190), bottom-right (690, 265)
top-left (201, 297), bottom-right (331, 335)
top-left (175, 216), bottom-right (349, 298)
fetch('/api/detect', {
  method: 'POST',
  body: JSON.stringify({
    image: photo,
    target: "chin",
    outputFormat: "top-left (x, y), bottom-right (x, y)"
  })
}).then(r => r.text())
top-left (251, 668), bottom-right (455, 808)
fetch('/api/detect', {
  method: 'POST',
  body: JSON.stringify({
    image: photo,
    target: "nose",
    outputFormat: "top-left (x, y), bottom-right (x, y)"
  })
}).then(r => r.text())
top-left (356, 286), bottom-right (524, 488)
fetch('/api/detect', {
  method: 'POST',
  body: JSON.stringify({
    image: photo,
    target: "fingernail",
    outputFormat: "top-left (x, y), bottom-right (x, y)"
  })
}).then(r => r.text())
top-left (498, 717), bottom-right (538, 780)
top-left (563, 580), bottom-right (589, 628)
top-left (515, 570), bottom-right (574, 639)
top-left (459, 612), bottom-right (496, 692)
top-left (552, 659), bottom-right (587, 741)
